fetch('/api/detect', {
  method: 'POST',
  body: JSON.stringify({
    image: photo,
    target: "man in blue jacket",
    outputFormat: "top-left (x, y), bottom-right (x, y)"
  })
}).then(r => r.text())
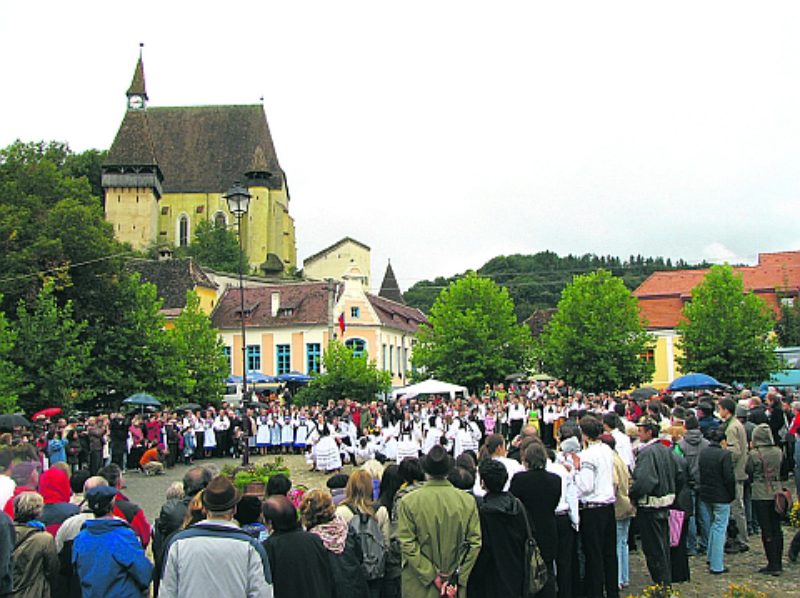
top-left (72, 485), bottom-right (153, 597)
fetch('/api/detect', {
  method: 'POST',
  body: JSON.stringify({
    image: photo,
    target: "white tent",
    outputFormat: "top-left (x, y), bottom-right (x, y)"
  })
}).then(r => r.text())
top-left (392, 379), bottom-right (469, 400)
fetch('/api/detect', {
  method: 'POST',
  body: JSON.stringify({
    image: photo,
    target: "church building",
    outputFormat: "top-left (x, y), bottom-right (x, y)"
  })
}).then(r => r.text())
top-left (102, 51), bottom-right (297, 273)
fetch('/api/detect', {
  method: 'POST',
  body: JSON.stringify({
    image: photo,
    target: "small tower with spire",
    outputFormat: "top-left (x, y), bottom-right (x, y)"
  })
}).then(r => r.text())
top-left (379, 260), bottom-right (405, 304)
top-left (127, 43), bottom-right (148, 110)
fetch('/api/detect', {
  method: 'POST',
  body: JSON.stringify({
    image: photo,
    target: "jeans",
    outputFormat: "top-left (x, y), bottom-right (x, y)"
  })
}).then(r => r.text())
top-left (616, 518), bottom-right (631, 587)
top-left (687, 489), bottom-right (700, 554)
top-left (700, 501), bottom-right (731, 572)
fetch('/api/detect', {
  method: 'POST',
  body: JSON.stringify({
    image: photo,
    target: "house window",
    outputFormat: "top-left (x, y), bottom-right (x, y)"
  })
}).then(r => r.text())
top-left (306, 343), bottom-right (321, 375)
top-left (640, 350), bottom-right (655, 363)
top-left (345, 338), bottom-right (366, 358)
top-left (277, 344), bottom-right (291, 375)
top-left (246, 345), bottom-right (261, 372)
top-left (178, 215), bottom-right (190, 247)
top-left (382, 344), bottom-right (387, 370)
top-left (223, 346), bottom-right (232, 373)
top-left (214, 211), bottom-right (227, 228)
top-left (351, 306), bottom-right (361, 319)
top-left (781, 297), bottom-right (796, 307)
top-left (389, 345), bottom-right (394, 374)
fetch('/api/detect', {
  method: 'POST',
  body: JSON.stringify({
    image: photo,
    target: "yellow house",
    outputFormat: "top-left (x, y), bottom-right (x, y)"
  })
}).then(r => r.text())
top-left (103, 52), bottom-right (296, 274)
top-left (211, 265), bottom-right (427, 388)
top-left (303, 237), bottom-right (372, 288)
top-left (126, 256), bottom-right (218, 328)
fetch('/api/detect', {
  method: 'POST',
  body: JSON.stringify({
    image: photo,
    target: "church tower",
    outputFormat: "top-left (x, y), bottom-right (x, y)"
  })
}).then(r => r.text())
top-left (102, 47), bottom-right (162, 251)
top-left (102, 49), bottom-right (297, 271)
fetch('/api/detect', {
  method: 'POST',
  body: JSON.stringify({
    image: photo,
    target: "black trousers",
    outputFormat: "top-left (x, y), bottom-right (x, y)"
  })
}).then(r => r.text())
top-left (510, 419), bottom-right (523, 440)
top-left (555, 513), bottom-right (576, 598)
top-left (89, 450), bottom-right (103, 475)
top-left (579, 504), bottom-right (618, 598)
top-left (753, 499), bottom-right (784, 571)
top-left (638, 508), bottom-right (671, 586)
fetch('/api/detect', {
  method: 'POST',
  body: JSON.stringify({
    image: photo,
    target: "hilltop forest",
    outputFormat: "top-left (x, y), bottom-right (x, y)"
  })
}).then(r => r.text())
top-left (404, 252), bottom-right (710, 322)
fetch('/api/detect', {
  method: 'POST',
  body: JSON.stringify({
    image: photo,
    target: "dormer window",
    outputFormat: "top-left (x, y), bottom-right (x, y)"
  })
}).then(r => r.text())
top-left (278, 307), bottom-right (294, 317)
top-left (351, 307), bottom-right (361, 319)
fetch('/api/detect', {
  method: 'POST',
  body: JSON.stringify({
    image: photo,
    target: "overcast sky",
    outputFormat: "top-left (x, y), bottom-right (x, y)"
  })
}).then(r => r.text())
top-left (2, 1), bottom-right (800, 292)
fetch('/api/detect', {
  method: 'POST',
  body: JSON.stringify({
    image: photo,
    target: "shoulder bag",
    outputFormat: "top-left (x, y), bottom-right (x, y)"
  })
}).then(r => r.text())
top-left (517, 498), bottom-right (548, 596)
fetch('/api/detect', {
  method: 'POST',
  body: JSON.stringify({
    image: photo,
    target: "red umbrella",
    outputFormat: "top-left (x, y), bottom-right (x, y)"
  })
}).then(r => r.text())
top-left (32, 407), bottom-right (62, 419)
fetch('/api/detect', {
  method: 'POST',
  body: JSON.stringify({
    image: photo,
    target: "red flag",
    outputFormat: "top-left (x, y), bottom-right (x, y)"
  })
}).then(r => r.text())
top-left (338, 312), bottom-right (346, 336)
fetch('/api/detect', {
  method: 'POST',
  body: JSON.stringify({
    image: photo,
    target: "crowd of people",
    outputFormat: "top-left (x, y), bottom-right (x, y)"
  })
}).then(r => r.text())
top-left (0, 379), bottom-right (799, 597)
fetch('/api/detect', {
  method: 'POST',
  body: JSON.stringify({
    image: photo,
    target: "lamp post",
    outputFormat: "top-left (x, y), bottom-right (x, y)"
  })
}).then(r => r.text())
top-left (225, 182), bottom-right (252, 466)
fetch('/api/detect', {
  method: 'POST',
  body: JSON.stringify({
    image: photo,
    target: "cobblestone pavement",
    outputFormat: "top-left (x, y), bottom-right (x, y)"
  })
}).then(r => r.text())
top-left (123, 454), bottom-right (798, 598)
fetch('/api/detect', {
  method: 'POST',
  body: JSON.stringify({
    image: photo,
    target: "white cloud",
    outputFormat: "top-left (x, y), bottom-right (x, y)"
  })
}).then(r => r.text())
top-left (701, 243), bottom-right (756, 266)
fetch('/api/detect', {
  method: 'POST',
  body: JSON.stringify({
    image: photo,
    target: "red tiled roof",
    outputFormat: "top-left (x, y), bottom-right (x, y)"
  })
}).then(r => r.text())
top-left (366, 294), bottom-right (428, 334)
top-left (212, 282), bottom-right (334, 329)
top-left (634, 251), bottom-right (800, 329)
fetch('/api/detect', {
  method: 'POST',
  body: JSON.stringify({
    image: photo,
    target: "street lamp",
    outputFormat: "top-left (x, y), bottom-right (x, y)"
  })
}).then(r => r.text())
top-left (225, 182), bottom-right (252, 466)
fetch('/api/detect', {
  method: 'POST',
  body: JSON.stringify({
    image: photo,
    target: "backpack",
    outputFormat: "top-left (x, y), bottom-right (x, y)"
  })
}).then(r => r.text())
top-left (347, 509), bottom-right (386, 581)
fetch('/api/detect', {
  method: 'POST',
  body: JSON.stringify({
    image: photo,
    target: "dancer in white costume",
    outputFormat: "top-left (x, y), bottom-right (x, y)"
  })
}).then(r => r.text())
top-left (311, 415), bottom-right (342, 472)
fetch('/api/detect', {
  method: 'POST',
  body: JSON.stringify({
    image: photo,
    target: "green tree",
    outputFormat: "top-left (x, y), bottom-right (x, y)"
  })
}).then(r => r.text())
top-left (776, 299), bottom-right (800, 347)
top-left (86, 273), bottom-right (178, 404)
top-left (678, 264), bottom-right (778, 384)
top-left (0, 296), bottom-right (24, 413)
top-left (11, 281), bottom-right (93, 413)
top-left (538, 269), bottom-right (654, 392)
top-left (185, 219), bottom-right (245, 273)
top-left (294, 340), bottom-right (391, 405)
top-left (168, 291), bottom-right (228, 404)
top-left (411, 272), bottom-right (532, 392)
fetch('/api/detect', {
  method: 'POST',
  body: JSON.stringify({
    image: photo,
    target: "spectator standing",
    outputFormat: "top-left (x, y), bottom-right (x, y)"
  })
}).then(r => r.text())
top-left (160, 476), bottom-right (273, 597)
top-left (629, 418), bottom-right (680, 586)
top-left (678, 415), bottom-right (709, 555)
top-left (10, 492), bottom-right (58, 598)
top-left (396, 445), bottom-right (481, 598)
top-left (567, 416), bottom-right (618, 598)
top-left (509, 442), bottom-right (561, 598)
top-left (98, 464), bottom-right (151, 549)
top-left (0, 510), bottom-right (14, 595)
top-left (469, 459), bottom-right (529, 598)
top-left (719, 397), bottom-right (749, 553)
top-left (38, 468), bottom-right (79, 537)
top-left (746, 423), bottom-right (784, 575)
top-left (300, 488), bottom-right (370, 598)
top-left (72, 486), bottom-right (152, 598)
top-left (263, 494), bottom-right (333, 598)
top-left (698, 429), bottom-right (736, 574)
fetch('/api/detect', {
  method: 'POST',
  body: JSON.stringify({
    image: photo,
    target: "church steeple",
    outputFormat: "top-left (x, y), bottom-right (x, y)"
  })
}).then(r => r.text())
top-left (126, 44), bottom-right (148, 111)
top-left (379, 260), bottom-right (405, 304)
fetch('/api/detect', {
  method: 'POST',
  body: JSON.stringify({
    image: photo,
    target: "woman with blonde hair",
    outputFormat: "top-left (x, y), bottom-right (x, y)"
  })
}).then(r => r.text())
top-left (181, 491), bottom-right (205, 529)
top-left (300, 489), bottom-right (369, 598)
top-left (334, 469), bottom-right (389, 598)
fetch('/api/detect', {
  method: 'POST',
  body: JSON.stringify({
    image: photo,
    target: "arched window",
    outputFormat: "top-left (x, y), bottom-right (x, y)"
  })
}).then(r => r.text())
top-left (214, 211), bottom-right (227, 228)
top-left (178, 215), bottom-right (190, 247)
top-left (345, 338), bottom-right (367, 358)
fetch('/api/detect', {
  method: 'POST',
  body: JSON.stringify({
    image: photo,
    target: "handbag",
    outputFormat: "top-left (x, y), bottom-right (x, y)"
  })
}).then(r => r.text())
top-left (757, 450), bottom-right (793, 520)
top-left (517, 499), bottom-right (549, 596)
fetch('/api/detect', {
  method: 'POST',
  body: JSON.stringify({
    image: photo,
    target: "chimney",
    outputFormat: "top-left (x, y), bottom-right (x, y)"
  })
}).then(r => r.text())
top-left (271, 291), bottom-right (280, 317)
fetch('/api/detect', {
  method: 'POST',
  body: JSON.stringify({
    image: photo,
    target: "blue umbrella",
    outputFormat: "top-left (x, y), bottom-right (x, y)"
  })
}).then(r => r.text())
top-left (667, 373), bottom-right (722, 391)
top-left (276, 371), bottom-right (312, 384)
top-left (225, 375), bottom-right (243, 385)
top-left (248, 371), bottom-right (278, 384)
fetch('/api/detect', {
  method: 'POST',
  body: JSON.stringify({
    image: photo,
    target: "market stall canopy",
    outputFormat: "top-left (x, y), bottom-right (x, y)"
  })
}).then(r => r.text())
top-left (392, 379), bottom-right (469, 400)
top-left (276, 371), bottom-right (312, 384)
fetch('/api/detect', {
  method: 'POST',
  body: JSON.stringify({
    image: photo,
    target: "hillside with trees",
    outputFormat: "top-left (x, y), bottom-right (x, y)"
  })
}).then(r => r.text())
top-left (405, 251), bottom-right (710, 321)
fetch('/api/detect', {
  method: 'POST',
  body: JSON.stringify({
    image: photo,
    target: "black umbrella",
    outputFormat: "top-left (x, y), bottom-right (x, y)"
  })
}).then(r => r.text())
top-left (0, 413), bottom-right (30, 429)
top-left (122, 393), bottom-right (162, 407)
top-left (174, 403), bottom-right (202, 412)
top-left (630, 386), bottom-right (659, 401)
top-left (505, 373), bottom-right (526, 382)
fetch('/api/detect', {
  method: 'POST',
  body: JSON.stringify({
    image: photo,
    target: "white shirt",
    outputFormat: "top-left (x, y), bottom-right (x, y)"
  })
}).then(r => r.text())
top-left (574, 441), bottom-right (616, 505)
top-left (611, 428), bottom-right (635, 471)
top-left (508, 404), bottom-right (526, 421)
top-left (0, 475), bottom-right (15, 510)
top-left (473, 455), bottom-right (526, 497)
